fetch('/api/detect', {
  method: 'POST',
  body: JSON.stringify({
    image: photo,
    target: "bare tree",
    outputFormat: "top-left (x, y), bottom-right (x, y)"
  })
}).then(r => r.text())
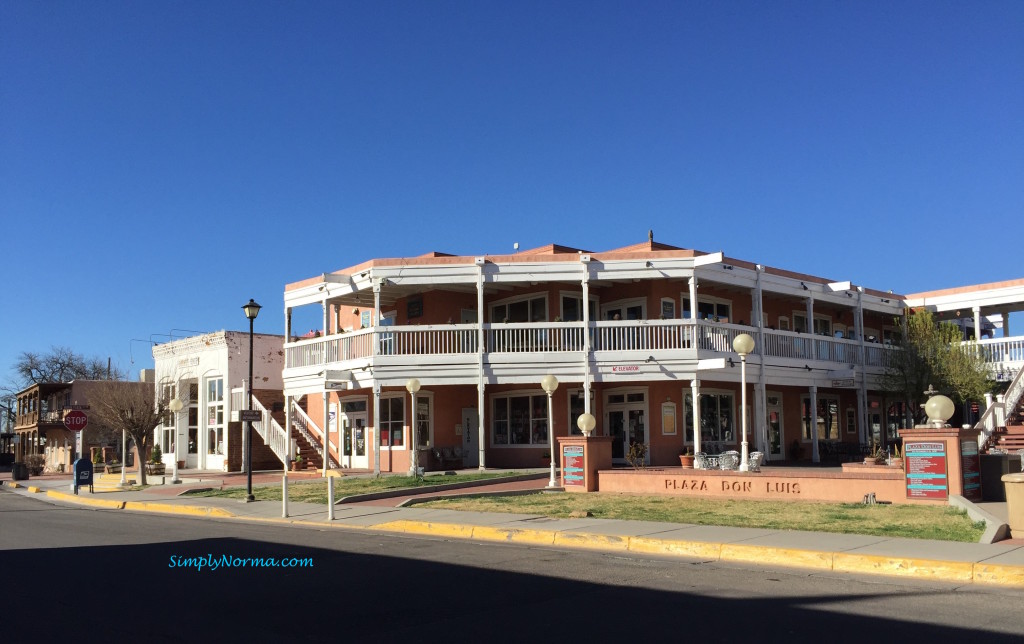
top-left (87, 383), bottom-right (164, 485)
top-left (14, 346), bottom-right (124, 384)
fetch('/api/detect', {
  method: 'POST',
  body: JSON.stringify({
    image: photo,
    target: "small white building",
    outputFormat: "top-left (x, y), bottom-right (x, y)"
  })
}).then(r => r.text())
top-left (152, 331), bottom-right (284, 472)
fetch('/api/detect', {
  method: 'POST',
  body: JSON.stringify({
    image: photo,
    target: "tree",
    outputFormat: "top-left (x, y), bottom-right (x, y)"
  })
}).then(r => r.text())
top-left (14, 346), bottom-right (125, 384)
top-left (880, 308), bottom-right (991, 426)
top-left (87, 383), bottom-right (165, 486)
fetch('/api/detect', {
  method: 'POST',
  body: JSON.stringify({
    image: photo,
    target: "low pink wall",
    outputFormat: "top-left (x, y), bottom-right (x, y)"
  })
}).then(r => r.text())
top-left (597, 467), bottom-right (933, 505)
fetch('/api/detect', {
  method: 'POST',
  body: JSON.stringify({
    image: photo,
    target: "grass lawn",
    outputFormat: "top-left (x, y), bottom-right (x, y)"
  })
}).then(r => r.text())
top-left (183, 471), bottom-right (517, 504)
top-left (418, 493), bottom-right (987, 543)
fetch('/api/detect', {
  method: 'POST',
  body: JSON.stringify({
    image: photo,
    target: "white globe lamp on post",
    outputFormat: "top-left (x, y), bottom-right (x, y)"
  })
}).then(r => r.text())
top-left (168, 397), bottom-right (183, 484)
top-left (924, 393), bottom-right (956, 428)
top-left (732, 333), bottom-right (756, 472)
top-left (541, 374), bottom-right (559, 488)
top-left (406, 378), bottom-right (421, 477)
top-left (577, 413), bottom-right (596, 437)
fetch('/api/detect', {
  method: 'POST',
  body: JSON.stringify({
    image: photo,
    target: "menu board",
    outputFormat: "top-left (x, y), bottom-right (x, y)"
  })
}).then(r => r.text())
top-left (562, 445), bottom-right (585, 487)
top-left (905, 441), bottom-right (948, 500)
top-left (960, 440), bottom-right (982, 502)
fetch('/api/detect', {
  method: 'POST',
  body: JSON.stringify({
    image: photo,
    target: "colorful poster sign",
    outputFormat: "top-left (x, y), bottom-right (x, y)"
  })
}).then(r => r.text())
top-left (960, 440), bottom-right (982, 502)
top-left (562, 445), bottom-right (585, 487)
top-left (905, 441), bottom-right (948, 499)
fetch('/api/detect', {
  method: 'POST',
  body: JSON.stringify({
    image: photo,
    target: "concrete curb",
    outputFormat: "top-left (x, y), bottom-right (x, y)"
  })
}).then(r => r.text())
top-left (357, 518), bottom-right (1024, 588)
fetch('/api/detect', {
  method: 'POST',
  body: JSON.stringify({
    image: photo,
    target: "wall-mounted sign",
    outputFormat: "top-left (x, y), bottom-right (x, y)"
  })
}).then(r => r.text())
top-left (831, 379), bottom-right (855, 388)
top-left (611, 366), bottom-right (640, 373)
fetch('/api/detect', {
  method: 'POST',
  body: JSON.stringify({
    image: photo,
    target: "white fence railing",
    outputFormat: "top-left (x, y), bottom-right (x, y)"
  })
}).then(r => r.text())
top-left (977, 364), bottom-right (1024, 451)
top-left (284, 321), bottom-right (1016, 374)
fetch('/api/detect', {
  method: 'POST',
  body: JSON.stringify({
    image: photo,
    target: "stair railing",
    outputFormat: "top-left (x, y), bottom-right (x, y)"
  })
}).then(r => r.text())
top-left (290, 401), bottom-right (340, 468)
top-left (978, 366), bottom-right (1024, 451)
top-left (231, 386), bottom-right (289, 467)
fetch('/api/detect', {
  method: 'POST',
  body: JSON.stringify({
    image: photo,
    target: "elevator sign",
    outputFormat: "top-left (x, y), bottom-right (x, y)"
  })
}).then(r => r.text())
top-left (63, 410), bottom-right (88, 432)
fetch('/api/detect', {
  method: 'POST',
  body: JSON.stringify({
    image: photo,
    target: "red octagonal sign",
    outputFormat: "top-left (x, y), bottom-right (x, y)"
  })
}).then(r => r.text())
top-left (64, 410), bottom-right (88, 432)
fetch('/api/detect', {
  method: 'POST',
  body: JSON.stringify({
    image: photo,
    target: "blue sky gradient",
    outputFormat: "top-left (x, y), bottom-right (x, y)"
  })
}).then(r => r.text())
top-left (2, 1), bottom-right (1021, 381)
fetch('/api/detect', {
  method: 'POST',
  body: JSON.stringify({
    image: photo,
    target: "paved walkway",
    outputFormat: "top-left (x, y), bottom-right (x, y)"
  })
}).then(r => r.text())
top-left (3, 469), bottom-right (1022, 588)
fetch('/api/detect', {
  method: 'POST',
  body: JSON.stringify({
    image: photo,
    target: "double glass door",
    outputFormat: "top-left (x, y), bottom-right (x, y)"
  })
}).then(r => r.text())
top-left (608, 408), bottom-right (646, 464)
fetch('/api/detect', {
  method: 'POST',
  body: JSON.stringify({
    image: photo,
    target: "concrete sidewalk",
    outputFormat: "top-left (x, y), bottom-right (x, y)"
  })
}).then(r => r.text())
top-left (3, 473), bottom-right (1023, 589)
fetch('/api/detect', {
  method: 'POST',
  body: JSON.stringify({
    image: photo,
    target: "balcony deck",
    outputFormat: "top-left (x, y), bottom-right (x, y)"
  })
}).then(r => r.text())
top-left (282, 320), bottom-right (1023, 391)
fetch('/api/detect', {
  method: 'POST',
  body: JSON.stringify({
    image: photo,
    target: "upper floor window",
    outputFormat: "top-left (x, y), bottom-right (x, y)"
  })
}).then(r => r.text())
top-left (683, 298), bottom-right (731, 322)
top-left (560, 294), bottom-right (597, 322)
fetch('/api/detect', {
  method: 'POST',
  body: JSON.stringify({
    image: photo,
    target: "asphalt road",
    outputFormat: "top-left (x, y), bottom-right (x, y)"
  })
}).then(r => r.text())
top-left (2, 488), bottom-right (1021, 643)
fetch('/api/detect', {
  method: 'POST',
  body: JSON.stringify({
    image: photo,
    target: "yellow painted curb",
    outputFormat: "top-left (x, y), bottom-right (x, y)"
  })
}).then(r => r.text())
top-left (832, 553), bottom-right (975, 583)
top-left (720, 544), bottom-right (835, 571)
top-left (26, 486), bottom-right (42, 493)
top-left (553, 532), bottom-right (629, 552)
top-left (122, 501), bottom-right (235, 518)
top-left (46, 490), bottom-right (125, 510)
top-left (628, 536), bottom-right (722, 560)
top-left (472, 525), bottom-right (556, 546)
top-left (7, 482), bottom-right (22, 489)
top-left (376, 520), bottom-right (475, 539)
top-left (971, 563), bottom-right (1024, 588)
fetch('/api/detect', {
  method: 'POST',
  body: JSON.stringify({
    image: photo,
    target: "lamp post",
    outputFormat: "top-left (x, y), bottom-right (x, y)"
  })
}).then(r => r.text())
top-left (406, 378), bottom-right (421, 477)
top-left (541, 374), bottom-right (558, 488)
top-left (118, 427), bottom-right (127, 487)
top-left (168, 397), bottom-right (183, 484)
top-left (577, 412), bottom-right (596, 437)
top-left (242, 298), bottom-right (262, 502)
top-left (732, 333), bottom-right (755, 472)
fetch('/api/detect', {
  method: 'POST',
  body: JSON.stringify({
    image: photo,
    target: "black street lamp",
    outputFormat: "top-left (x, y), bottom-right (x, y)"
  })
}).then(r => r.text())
top-left (242, 298), bottom-right (262, 502)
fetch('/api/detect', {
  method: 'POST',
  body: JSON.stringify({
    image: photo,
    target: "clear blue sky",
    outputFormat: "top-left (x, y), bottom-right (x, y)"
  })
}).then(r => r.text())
top-left (2, 0), bottom-right (1022, 383)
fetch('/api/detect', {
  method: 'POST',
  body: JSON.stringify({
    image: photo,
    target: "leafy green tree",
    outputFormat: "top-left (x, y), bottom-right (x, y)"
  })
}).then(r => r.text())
top-left (881, 308), bottom-right (990, 426)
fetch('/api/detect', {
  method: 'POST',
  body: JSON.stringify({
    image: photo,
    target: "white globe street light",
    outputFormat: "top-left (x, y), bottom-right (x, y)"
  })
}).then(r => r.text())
top-left (406, 378), bottom-right (421, 477)
top-left (732, 333), bottom-right (756, 472)
top-left (576, 412), bottom-right (596, 437)
top-left (168, 397), bottom-right (183, 484)
top-left (541, 374), bottom-right (559, 488)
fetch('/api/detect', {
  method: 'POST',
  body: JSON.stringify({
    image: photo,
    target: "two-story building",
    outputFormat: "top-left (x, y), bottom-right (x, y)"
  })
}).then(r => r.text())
top-left (275, 241), bottom-right (1022, 475)
top-left (13, 379), bottom-right (152, 472)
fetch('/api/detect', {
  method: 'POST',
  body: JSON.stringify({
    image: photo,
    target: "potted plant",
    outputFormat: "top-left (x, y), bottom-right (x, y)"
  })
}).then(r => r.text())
top-left (540, 450), bottom-right (551, 467)
top-left (148, 445), bottom-right (165, 475)
top-left (291, 454), bottom-right (305, 471)
top-left (888, 444), bottom-right (903, 469)
top-left (679, 446), bottom-right (695, 468)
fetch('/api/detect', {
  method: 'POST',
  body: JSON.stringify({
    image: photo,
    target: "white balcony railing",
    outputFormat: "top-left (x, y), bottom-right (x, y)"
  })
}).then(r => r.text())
top-left (284, 320), bottom-right (1005, 374)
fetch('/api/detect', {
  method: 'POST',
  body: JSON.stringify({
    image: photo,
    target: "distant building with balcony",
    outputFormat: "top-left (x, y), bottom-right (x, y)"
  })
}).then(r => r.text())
top-left (279, 241), bottom-right (1024, 473)
top-left (13, 379), bottom-right (151, 472)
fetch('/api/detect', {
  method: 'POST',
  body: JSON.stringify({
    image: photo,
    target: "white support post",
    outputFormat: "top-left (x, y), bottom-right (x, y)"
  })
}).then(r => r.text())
top-left (810, 386), bottom-right (820, 463)
top-left (476, 264), bottom-right (487, 471)
top-left (322, 391), bottom-right (329, 478)
top-left (327, 474), bottom-right (335, 521)
top-left (691, 379), bottom-right (701, 456)
top-left (973, 306), bottom-right (982, 340)
top-left (373, 384), bottom-right (382, 476)
top-left (477, 383), bottom-right (486, 470)
top-left (582, 264), bottom-right (592, 413)
top-left (806, 296), bottom-right (816, 361)
top-left (282, 474), bottom-right (289, 518)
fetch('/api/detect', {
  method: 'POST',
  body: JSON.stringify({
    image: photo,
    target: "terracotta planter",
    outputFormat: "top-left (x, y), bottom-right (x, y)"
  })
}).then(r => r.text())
top-left (291, 461), bottom-right (305, 472)
top-left (679, 455), bottom-right (695, 468)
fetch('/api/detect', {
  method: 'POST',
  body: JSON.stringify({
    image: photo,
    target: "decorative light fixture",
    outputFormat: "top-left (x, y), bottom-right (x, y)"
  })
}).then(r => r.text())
top-left (541, 375), bottom-right (559, 488)
top-left (800, 282), bottom-right (808, 290)
top-left (732, 333), bottom-right (756, 472)
top-left (242, 298), bottom-right (261, 502)
top-left (577, 412), bottom-right (596, 438)
top-left (406, 378), bottom-right (422, 477)
top-left (168, 397), bottom-right (183, 484)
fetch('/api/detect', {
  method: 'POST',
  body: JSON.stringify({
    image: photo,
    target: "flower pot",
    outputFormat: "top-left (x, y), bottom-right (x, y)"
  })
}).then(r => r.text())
top-left (679, 455), bottom-right (695, 468)
top-left (291, 461), bottom-right (304, 472)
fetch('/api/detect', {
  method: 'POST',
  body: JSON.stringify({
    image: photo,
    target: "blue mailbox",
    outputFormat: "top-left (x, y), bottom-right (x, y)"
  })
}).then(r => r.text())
top-left (73, 458), bottom-right (94, 494)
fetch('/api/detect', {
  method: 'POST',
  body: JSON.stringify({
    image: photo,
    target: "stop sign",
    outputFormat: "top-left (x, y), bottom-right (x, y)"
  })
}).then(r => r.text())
top-left (64, 410), bottom-right (88, 432)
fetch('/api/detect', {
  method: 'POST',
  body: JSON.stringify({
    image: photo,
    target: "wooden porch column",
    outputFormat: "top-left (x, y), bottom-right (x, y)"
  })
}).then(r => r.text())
top-left (476, 259), bottom-right (486, 470)
top-left (691, 379), bottom-right (701, 454)
top-left (373, 383), bottom-right (381, 476)
top-left (805, 295), bottom-right (816, 360)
